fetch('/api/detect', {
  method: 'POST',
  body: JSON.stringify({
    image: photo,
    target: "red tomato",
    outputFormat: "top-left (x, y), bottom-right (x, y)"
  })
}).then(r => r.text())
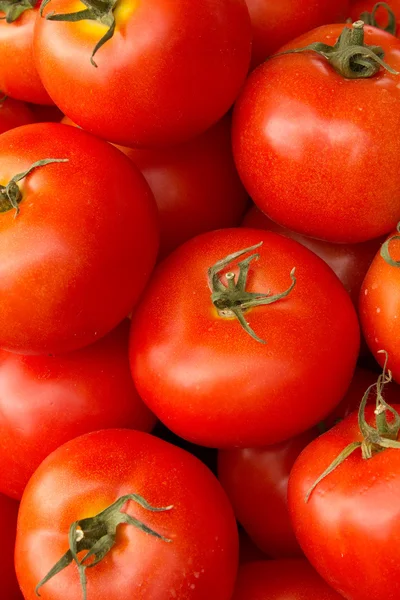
top-left (0, 493), bottom-right (23, 600)
top-left (243, 205), bottom-right (383, 305)
top-left (360, 229), bottom-right (400, 381)
top-left (0, 1), bottom-right (52, 104)
top-left (246, 0), bottom-right (349, 68)
top-left (129, 228), bottom-right (360, 448)
top-left (0, 122), bottom-right (158, 355)
top-left (29, 102), bottom-right (63, 122)
top-left (15, 429), bottom-right (239, 600)
top-left (232, 560), bottom-right (345, 599)
top-left (0, 320), bottom-right (156, 500)
top-left (350, 0), bottom-right (400, 36)
top-left (324, 365), bottom-right (400, 428)
top-left (34, 0), bottom-right (252, 147)
top-left (238, 530), bottom-right (269, 564)
top-left (233, 24), bottom-right (400, 243)
top-left (0, 96), bottom-right (36, 134)
top-left (288, 404), bottom-right (400, 600)
top-left (218, 429), bottom-right (317, 558)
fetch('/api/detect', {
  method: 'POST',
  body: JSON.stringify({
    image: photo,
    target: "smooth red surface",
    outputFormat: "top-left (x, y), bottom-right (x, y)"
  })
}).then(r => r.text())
top-left (232, 560), bottom-right (345, 599)
top-left (34, 0), bottom-right (252, 147)
top-left (218, 429), bottom-right (317, 557)
top-left (0, 2), bottom-right (52, 104)
top-left (130, 228), bottom-right (360, 448)
top-left (360, 230), bottom-right (400, 382)
top-left (0, 96), bottom-right (35, 134)
top-left (0, 123), bottom-right (159, 354)
top-left (350, 0), bottom-right (400, 36)
top-left (289, 405), bottom-right (400, 600)
top-left (233, 24), bottom-right (400, 243)
top-left (0, 493), bottom-right (23, 600)
top-left (246, 0), bottom-right (349, 68)
top-left (0, 320), bottom-right (155, 500)
top-left (243, 205), bottom-right (382, 305)
top-left (15, 429), bottom-right (239, 600)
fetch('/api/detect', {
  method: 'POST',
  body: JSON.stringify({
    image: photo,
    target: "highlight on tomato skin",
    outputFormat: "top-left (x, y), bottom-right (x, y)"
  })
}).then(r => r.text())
top-left (0, 319), bottom-right (156, 501)
top-left (231, 559), bottom-right (345, 599)
top-left (15, 429), bottom-right (239, 600)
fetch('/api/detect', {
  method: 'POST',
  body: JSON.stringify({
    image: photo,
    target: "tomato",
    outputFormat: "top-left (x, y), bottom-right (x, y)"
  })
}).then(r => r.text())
top-left (324, 365), bottom-right (400, 428)
top-left (238, 531), bottom-right (268, 564)
top-left (245, 0), bottom-right (349, 68)
top-left (233, 23), bottom-right (400, 243)
top-left (243, 205), bottom-right (383, 305)
top-left (232, 560), bottom-right (345, 599)
top-left (34, 0), bottom-right (252, 147)
top-left (0, 95), bottom-right (35, 134)
top-left (0, 493), bottom-right (23, 600)
top-left (129, 228), bottom-right (359, 448)
top-left (0, 1), bottom-right (52, 104)
top-left (0, 122), bottom-right (158, 355)
top-left (350, 0), bottom-right (400, 36)
top-left (218, 428), bottom-right (317, 558)
top-left (288, 403), bottom-right (400, 600)
top-left (0, 320), bottom-right (156, 500)
top-left (28, 102), bottom-right (63, 123)
top-left (360, 229), bottom-right (400, 382)
top-left (15, 429), bottom-right (239, 600)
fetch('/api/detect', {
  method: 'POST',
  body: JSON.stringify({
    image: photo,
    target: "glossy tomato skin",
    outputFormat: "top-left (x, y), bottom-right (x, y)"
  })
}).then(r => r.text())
top-left (288, 405), bottom-right (400, 600)
top-left (0, 96), bottom-right (36, 134)
top-left (218, 428), bottom-right (317, 557)
top-left (0, 2), bottom-right (52, 104)
top-left (0, 320), bottom-right (156, 500)
top-left (34, 0), bottom-right (252, 147)
top-left (15, 429), bottom-right (239, 600)
top-left (360, 233), bottom-right (400, 382)
top-left (0, 123), bottom-right (159, 355)
top-left (0, 493), bottom-right (23, 600)
top-left (350, 0), bottom-right (400, 36)
top-left (130, 228), bottom-right (360, 448)
top-left (243, 205), bottom-right (383, 305)
top-left (246, 0), bottom-right (349, 68)
top-left (233, 25), bottom-right (400, 243)
top-left (232, 560), bottom-right (345, 600)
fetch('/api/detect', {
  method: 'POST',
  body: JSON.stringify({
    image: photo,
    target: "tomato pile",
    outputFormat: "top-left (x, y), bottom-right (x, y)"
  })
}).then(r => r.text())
top-left (2, 1), bottom-right (400, 599)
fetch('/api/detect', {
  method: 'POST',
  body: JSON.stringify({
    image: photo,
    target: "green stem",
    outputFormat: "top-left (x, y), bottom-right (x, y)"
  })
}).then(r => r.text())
top-left (208, 242), bottom-right (296, 344)
top-left (35, 493), bottom-right (173, 600)
top-left (0, 158), bottom-right (68, 217)
top-left (0, 0), bottom-right (36, 22)
top-left (358, 2), bottom-right (397, 36)
top-left (39, 0), bottom-right (118, 67)
top-left (270, 20), bottom-right (399, 79)
top-left (381, 222), bottom-right (400, 266)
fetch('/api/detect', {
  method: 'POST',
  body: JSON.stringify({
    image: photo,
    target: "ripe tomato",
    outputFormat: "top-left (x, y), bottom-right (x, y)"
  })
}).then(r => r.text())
top-left (0, 122), bottom-right (158, 355)
top-left (0, 320), bottom-right (156, 500)
top-left (350, 0), bottom-right (400, 36)
top-left (0, 1), bottom-right (52, 104)
top-left (243, 205), bottom-right (383, 305)
top-left (15, 429), bottom-right (239, 600)
top-left (0, 493), bottom-right (23, 600)
top-left (245, 0), bottom-right (349, 68)
top-left (288, 404), bottom-right (400, 600)
top-left (130, 228), bottom-right (359, 448)
top-left (218, 428), bottom-right (317, 558)
top-left (0, 95), bottom-right (35, 134)
top-left (34, 0), bottom-right (252, 147)
top-left (28, 102), bottom-right (63, 123)
top-left (232, 560), bottom-right (345, 599)
top-left (360, 229), bottom-right (400, 381)
top-left (233, 24), bottom-right (400, 243)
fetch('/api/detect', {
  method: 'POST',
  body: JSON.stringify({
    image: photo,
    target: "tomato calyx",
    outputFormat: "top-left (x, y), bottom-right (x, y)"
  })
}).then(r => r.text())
top-left (0, 157), bottom-right (68, 217)
top-left (39, 0), bottom-right (118, 68)
top-left (208, 242), bottom-right (296, 344)
top-left (35, 493), bottom-right (173, 600)
top-left (381, 222), bottom-right (400, 266)
top-left (355, 2), bottom-right (396, 36)
top-left (306, 351), bottom-right (400, 502)
top-left (0, 0), bottom-right (36, 23)
top-left (270, 20), bottom-right (399, 79)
